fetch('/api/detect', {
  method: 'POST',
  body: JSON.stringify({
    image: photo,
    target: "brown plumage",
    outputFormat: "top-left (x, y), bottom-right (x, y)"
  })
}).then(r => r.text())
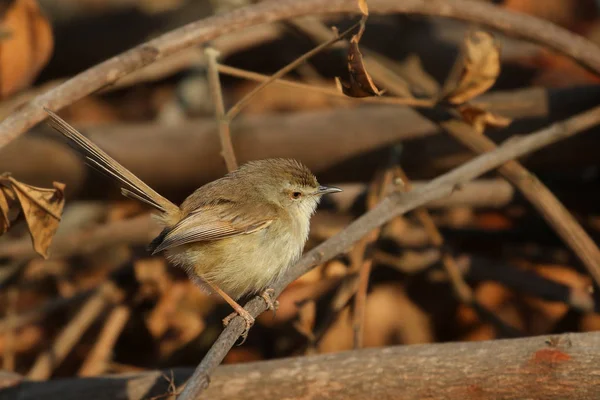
top-left (44, 109), bottom-right (341, 338)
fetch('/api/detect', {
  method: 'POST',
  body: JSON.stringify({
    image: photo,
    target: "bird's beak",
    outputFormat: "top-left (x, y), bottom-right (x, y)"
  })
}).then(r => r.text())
top-left (316, 185), bottom-right (342, 195)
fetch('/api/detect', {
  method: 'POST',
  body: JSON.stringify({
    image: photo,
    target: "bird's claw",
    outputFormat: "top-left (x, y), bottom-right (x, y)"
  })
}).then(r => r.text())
top-left (260, 288), bottom-right (279, 318)
top-left (223, 310), bottom-right (255, 345)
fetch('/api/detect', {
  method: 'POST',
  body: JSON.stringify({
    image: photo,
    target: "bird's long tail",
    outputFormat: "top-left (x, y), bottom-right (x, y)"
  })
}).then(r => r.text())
top-left (44, 108), bottom-right (179, 216)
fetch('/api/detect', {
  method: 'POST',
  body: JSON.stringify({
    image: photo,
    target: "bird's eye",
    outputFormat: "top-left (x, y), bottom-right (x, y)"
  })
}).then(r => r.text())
top-left (291, 191), bottom-right (302, 199)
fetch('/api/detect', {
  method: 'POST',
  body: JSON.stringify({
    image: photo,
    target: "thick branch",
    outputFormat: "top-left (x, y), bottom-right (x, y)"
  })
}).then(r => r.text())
top-left (2, 0), bottom-right (600, 148)
top-left (2, 332), bottom-right (599, 399)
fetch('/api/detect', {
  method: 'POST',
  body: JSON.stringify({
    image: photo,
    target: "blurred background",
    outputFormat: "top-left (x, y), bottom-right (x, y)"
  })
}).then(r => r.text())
top-left (1, 0), bottom-right (600, 385)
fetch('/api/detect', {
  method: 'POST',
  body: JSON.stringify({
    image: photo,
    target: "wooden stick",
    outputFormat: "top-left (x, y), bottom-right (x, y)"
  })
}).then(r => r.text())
top-left (27, 283), bottom-right (121, 380)
top-left (225, 21), bottom-right (361, 120)
top-left (78, 305), bottom-right (131, 377)
top-left (205, 48), bottom-right (238, 172)
top-left (394, 166), bottom-right (474, 303)
top-left (4, 332), bottom-right (600, 399)
top-left (352, 168), bottom-right (395, 349)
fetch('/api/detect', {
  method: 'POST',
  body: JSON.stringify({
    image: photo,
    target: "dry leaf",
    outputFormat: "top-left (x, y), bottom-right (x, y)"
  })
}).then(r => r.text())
top-left (0, 183), bottom-right (17, 234)
top-left (0, 0), bottom-right (54, 98)
top-left (458, 103), bottom-right (512, 133)
top-left (1, 177), bottom-right (66, 258)
top-left (444, 31), bottom-right (500, 105)
top-left (335, 4), bottom-right (382, 98)
top-left (358, 0), bottom-right (368, 16)
top-left (336, 36), bottom-right (383, 98)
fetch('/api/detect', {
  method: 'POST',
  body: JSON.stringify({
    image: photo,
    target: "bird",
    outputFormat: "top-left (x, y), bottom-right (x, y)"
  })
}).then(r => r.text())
top-left (43, 108), bottom-right (341, 340)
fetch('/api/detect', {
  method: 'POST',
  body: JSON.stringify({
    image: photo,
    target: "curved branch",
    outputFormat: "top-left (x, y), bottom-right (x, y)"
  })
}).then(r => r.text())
top-left (177, 105), bottom-right (600, 399)
top-left (2, 0), bottom-right (600, 148)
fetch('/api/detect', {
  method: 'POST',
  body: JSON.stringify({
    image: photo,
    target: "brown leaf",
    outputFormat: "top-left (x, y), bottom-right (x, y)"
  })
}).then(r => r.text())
top-left (458, 104), bottom-right (512, 134)
top-left (336, 36), bottom-right (383, 98)
top-left (358, 0), bottom-right (369, 16)
top-left (0, 184), bottom-right (17, 234)
top-left (8, 178), bottom-right (65, 258)
top-left (445, 31), bottom-right (500, 105)
top-left (0, 0), bottom-right (54, 98)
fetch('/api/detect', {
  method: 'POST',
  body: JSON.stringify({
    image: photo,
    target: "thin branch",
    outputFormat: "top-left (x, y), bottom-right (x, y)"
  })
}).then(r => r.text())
top-left (217, 64), bottom-right (435, 107)
top-left (3, 0), bottom-right (599, 148)
top-left (205, 48), bottom-right (238, 171)
top-left (394, 166), bottom-right (474, 304)
top-left (352, 167), bottom-right (395, 349)
top-left (440, 119), bottom-right (600, 289)
top-left (78, 305), bottom-right (131, 377)
top-left (0, 289), bottom-right (94, 333)
top-left (177, 104), bottom-right (600, 399)
top-left (27, 283), bottom-right (122, 380)
top-left (225, 20), bottom-right (361, 120)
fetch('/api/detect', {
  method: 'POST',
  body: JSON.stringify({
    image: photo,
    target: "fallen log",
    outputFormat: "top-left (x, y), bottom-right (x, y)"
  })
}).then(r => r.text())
top-left (0, 332), bottom-right (597, 400)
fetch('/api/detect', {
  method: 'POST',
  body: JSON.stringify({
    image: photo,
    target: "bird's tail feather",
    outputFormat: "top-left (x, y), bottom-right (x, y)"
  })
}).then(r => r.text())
top-left (44, 108), bottom-right (179, 216)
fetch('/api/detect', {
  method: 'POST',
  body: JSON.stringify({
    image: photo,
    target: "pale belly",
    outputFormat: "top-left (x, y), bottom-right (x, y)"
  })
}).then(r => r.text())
top-left (165, 222), bottom-right (304, 299)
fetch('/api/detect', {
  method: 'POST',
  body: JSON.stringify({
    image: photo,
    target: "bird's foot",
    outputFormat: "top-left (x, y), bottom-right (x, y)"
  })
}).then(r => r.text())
top-left (223, 308), bottom-right (255, 345)
top-left (260, 288), bottom-right (279, 318)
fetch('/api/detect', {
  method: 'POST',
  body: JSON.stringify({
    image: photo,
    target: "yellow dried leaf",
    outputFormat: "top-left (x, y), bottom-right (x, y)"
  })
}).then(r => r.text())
top-left (458, 104), bottom-right (512, 134)
top-left (445, 31), bottom-right (500, 105)
top-left (358, 0), bottom-right (368, 16)
top-left (8, 178), bottom-right (65, 258)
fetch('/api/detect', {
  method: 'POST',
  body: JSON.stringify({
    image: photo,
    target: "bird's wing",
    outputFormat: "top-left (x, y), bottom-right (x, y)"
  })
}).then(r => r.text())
top-left (150, 201), bottom-right (276, 254)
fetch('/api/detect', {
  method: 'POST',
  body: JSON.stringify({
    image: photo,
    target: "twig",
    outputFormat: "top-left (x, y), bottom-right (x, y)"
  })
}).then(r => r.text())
top-left (205, 48), bottom-right (238, 171)
top-left (177, 104), bottom-right (600, 399)
top-left (332, 179), bottom-right (514, 212)
top-left (225, 20), bottom-right (361, 120)
top-left (351, 168), bottom-right (395, 349)
top-left (27, 282), bottom-right (122, 380)
top-left (110, 24), bottom-right (283, 90)
top-left (352, 258), bottom-right (374, 349)
top-left (394, 166), bottom-right (474, 303)
top-left (0, 289), bottom-right (94, 333)
top-left (2, 0), bottom-right (600, 149)
top-left (217, 64), bottom-right (435, 107)
top-left (440, 119), bottom-right (600, 289)
top-left (78, 305), bottom-right (131, 377)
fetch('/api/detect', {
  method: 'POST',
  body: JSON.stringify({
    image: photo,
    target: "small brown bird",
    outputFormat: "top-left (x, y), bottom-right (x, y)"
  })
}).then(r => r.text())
top-left (44, 109), bottom-right (341, 338)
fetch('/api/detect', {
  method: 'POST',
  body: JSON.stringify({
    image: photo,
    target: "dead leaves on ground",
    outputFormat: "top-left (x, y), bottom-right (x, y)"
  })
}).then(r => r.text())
top-left (0, 175), bottom-right (65, 258)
